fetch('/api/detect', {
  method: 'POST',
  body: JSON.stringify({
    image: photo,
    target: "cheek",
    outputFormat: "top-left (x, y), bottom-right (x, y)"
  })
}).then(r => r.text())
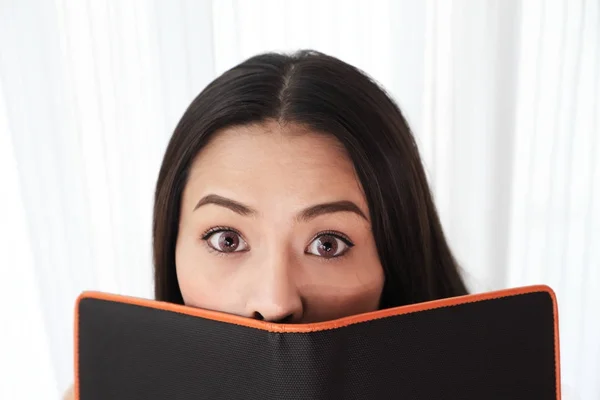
top-left (300, 258), bottom-right (385, 322)
top-left (175, 237), bottom-right (235, 311)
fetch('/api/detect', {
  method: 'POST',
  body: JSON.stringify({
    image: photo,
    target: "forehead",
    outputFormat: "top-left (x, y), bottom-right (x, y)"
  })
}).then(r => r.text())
top-left (182, 121), bottom-right (366, 211)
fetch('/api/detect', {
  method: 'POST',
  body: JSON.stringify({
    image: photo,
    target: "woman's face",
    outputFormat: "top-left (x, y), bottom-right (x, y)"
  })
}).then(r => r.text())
top-left (175, 121), bottom-right (384, 323)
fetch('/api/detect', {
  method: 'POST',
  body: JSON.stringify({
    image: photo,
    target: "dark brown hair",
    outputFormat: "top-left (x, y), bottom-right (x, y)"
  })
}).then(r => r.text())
top-left (153, 50), bottom-right (468, 308)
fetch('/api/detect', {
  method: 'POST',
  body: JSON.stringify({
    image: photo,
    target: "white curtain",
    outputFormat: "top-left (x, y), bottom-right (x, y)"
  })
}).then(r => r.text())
top-left (0, 0), bottom-right (598, 398)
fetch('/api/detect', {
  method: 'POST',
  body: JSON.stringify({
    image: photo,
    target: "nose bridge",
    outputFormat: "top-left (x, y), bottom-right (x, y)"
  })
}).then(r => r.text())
top-left (246, 244), bottom-right (303, 322)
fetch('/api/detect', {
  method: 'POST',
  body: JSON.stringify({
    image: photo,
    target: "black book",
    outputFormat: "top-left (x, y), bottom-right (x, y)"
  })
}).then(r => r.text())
top-left (74, 285), bottom-right (561, 400)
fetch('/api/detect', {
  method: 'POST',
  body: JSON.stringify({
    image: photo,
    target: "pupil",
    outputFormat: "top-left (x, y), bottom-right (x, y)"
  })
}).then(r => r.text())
top-left (218, 233), bottom-right (239, 252)
top-left (316, 235), bottom-right (338, 257)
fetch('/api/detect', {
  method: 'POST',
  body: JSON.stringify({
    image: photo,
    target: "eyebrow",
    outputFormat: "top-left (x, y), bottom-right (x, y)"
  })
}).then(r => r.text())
top-left (296, 200), bottom-right (368, 222)
top-left (194, 194), bottom-right (256, 216)
top-left (193, 194), bottom-right (368, 221)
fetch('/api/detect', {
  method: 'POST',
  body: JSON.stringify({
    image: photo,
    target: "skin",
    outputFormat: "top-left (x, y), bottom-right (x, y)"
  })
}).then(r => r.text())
top-left (63, 121), bottom-right (385, 399)
top-left (175, 121), bottom-right (385, 323)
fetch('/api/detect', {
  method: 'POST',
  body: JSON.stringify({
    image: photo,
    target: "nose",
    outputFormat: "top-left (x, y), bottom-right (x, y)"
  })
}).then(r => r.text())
top-left (245, 258), bottom-right (304, 323)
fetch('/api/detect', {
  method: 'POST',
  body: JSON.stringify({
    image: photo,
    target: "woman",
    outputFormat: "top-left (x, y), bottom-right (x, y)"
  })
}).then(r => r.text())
top-left (65, 49), bottom-right (468, 398)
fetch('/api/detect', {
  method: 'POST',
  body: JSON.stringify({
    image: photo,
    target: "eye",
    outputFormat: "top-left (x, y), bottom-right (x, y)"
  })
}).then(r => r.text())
top-left (305, 232), bottom-right (354, 259)
top-left (202, 228), bottom-right (249, 253)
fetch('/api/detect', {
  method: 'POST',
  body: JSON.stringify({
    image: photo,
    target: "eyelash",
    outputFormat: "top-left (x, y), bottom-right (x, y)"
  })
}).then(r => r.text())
top-left (308, 230), bottom-right (354, 247)
top-left (200, 227), bottom-right (355, 259)
top-left (200, 226), bottom-right (246, 257)
top-left (305, 230), bottom-right (355, 262)
top-left (201, 226), bottom-right (242, 240)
